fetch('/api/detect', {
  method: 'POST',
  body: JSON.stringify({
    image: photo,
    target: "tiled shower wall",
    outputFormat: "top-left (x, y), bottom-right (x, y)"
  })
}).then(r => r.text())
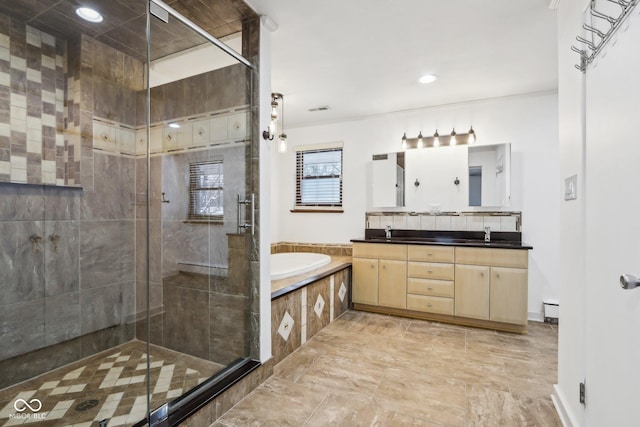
top-left (0, 28), bottom-right (140, 388)
top-left (0, 17), bottom-right (66, 185)
top-left (135, 63), bottom-right (253, 366)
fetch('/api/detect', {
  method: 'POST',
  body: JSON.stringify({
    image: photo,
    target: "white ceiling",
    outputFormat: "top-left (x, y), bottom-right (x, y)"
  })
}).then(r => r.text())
top-left (245, 0), bottom-right (558, 128)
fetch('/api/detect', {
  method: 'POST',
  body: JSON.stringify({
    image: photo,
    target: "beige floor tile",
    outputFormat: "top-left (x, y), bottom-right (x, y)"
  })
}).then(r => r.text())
top-left (215, 376), bottom-right (327, 426)
top-left (374, 366), bottom-right (466, 425)
top-left (211, 311), bottom-right (560, 427)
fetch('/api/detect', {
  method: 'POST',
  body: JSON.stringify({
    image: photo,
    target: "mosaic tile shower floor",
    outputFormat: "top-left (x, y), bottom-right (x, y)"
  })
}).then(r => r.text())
top-left (0, 341), bottom-right (223, 426)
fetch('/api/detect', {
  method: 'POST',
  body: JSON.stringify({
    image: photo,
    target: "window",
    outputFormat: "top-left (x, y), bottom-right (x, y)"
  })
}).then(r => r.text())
top-left (189, 161), bottom-right (223, 219)
top-left (295, 147), bottom-right (343, 209)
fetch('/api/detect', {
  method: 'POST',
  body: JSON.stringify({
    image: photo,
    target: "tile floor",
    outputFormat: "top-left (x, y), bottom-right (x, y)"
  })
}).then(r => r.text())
top-left (214, 310), bottom-right (561, 426)
top-left (0, 341), bottom-right (223, 427)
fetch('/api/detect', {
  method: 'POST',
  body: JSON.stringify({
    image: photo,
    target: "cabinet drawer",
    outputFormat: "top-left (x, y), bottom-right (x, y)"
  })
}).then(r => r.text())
top-left (353, 243), bottom-right (407, 260)
top-left (407, 294), bottom-right (454, 315)
top-left (408, 262), bottom-right (454, 280)
top-left (408, 245), bottom-right (454, 263)
top-left (407, 278), bottom-right (454, 298)
top-left (455, 247), bottom-right (528, 268)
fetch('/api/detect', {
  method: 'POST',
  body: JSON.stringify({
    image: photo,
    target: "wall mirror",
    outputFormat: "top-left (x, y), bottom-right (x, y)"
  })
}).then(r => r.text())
top-left (370, 143), bottom-right (511, 210)
top-left (468, 143), bottom-right (511, 207)
top-left (371, 152), bottom-right (405, 207)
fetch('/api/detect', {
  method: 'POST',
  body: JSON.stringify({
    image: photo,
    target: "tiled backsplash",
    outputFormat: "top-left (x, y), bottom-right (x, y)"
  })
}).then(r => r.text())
top-left (366, 211), bottom-right (521, 232)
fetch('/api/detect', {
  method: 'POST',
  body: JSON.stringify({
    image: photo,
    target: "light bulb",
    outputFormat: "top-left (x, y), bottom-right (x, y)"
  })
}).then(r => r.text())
top-left (401, 132), bottom-right (407, 151)
top-left (468, 126), bottom-right (476, 144)
top-left (450, 129), bottom-right (457, 146)
top-left (268, 120), bottom-right (276, 136)
top-left (76, 7), bottom-right (103, 23)
top-left (417, 131), bottom-right (424, 149)
top-left (278, 134), bottom-right (288, 153)
top-left (270, 101), bottom-right (279, 120)
top-left (433, 130), bottom-right (440, 147)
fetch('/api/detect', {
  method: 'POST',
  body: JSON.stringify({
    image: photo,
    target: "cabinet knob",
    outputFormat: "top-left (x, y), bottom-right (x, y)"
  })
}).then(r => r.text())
top-left (427, 287), bottom-right (433, 291)
top-left (480, 272), bottom-right (484, 277)
top-left (383, 265), bottom-right (386, 270)
top-left (496, 273), bottom-right (501, 278)
top-left (427, 304), bottom-right (432, 307)
top-left (428, 270), bottom-right (433, 274)
top-left (371, 264), bottom-right (375, 269)
top-left (427, 253), bottom-right (433, 256)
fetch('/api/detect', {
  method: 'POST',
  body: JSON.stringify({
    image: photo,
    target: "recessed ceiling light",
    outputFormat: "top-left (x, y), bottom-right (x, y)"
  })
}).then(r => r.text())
top-left (76, 7), bottom-right (104, 23)
top-left (418, 74), bottom-right (438, 84)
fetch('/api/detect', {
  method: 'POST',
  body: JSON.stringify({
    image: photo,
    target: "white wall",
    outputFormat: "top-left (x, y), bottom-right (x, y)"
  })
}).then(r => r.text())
top-left (553, 0), bottom-right (587, 425)
top-left (271, 92), bottom-right (560, 319)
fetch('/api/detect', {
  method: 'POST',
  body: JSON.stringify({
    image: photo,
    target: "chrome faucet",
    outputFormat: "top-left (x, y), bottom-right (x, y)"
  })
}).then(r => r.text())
top-left (484, 226), bottom-right (491, 242)
top-left (385, 225), bottom-right (392, 239)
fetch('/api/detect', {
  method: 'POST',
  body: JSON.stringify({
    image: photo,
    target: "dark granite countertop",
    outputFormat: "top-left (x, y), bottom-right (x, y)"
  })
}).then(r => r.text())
top-left (353, 229), bottom-right (533, 250)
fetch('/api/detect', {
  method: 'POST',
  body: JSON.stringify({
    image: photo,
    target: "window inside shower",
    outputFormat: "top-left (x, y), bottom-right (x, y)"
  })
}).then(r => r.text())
top-left (0, 1), bottom-right (260, 425)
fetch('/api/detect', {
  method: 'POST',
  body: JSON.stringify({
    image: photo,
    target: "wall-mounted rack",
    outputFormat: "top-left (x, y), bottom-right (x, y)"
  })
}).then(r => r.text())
top-left (572, 0), bottom-right (639, 72)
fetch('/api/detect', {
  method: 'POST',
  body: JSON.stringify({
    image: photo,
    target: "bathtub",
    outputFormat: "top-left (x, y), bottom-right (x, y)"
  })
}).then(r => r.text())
top-left (271, 252), bottom-right (332, 280)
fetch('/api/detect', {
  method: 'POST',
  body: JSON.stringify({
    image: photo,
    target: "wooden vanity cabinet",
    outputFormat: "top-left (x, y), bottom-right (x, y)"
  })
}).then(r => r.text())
top-left (352, 257), bottom-right (379, 305)
top-left (455, 247), bottom-right (529, 326)
top-left (352, 242), bottom-right (530, 333)
top-left (454, 264), bottom-right (490, 319)
top-left (352, 243), bottom-right (407, 309)
top-left (406, 245), bottom-right (455, 315)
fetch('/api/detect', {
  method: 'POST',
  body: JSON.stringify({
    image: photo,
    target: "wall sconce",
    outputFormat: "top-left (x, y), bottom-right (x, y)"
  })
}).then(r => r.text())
top-left (400, 126), bottom-right (477, 149)
top-left (263, 92), bottom-right (289, 153)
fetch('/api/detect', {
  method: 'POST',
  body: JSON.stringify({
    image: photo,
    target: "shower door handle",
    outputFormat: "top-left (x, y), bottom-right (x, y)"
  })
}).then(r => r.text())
top-left (237, 193), bottom-right (255, 235)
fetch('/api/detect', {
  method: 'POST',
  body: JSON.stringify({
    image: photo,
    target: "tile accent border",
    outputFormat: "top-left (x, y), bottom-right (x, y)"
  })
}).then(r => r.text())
top-left (271, 241), bottom-right (352, 257)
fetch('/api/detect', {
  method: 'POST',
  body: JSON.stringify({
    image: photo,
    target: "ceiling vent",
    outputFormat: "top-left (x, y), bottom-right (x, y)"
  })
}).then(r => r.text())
top-left (308, 106), bottom-right (330, 112)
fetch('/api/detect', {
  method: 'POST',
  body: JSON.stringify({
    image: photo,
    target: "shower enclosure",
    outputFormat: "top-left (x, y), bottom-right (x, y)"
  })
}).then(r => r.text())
top-left (0, 1), bottom-right (261, 425)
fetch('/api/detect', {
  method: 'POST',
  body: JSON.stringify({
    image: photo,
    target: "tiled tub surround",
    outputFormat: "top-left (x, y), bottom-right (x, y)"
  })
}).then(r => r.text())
top-left (271, 242), bottom-right (352, 257)
top-left (271, 260), bottom-right (351, 366)
top-left (366, 211), bottom-right (521, 232)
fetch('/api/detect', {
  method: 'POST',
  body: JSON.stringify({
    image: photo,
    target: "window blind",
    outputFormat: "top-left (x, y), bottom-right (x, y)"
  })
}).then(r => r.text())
top-left (295, 148), bottom-right (343, 207)
top-left (189, 161), bottom-right (224, 218)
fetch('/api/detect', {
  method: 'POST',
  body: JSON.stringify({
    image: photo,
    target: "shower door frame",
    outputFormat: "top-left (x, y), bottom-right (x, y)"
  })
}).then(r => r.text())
top-left (141, 1), bottom-right (260, 426)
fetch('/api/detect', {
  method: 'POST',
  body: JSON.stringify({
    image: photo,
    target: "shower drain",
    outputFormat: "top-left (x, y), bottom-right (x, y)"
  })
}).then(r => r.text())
top-left (75, 399), bottom-right (100, 412)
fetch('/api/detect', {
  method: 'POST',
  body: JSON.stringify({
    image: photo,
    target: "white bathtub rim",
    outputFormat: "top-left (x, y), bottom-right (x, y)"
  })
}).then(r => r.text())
top-left (271, 252), bottom-right (332, 280)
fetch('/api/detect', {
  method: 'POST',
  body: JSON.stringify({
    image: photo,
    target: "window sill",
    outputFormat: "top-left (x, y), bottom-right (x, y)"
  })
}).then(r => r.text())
top-left (184, 219), bottom-right (224, 224)
top-left (290, 209), bottom-right (344, 213)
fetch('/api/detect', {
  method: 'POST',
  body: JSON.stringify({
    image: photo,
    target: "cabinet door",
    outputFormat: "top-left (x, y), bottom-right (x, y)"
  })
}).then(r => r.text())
top-left (379, 259), bottom-right (407, 309)
top-left (352, 257), bottom-right (379, 305)
top-left (454, 264), bottom-right (490, 320)
top-left (490, 267), bottom-right (528, 325)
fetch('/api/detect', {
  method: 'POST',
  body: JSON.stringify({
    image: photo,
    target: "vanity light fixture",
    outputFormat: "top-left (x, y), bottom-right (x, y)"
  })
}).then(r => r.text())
top-left (400, 127), bottom-right (477, 149)
top-left (468, 126), bottom-right (476, 144)
top-left (76, 7), bottom-right (104, 23)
